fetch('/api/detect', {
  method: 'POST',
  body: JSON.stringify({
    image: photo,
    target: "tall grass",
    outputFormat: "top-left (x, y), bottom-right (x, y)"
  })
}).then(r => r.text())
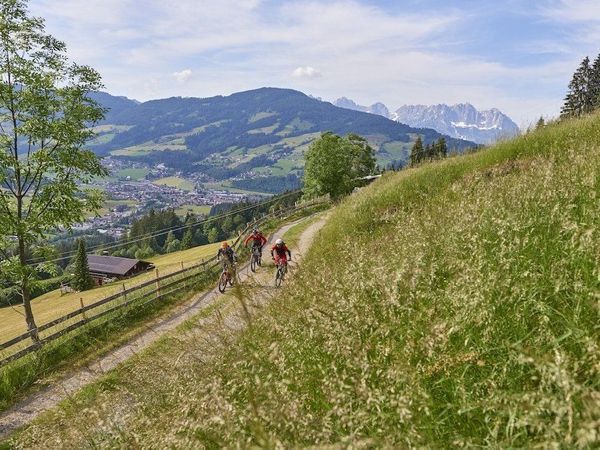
top-left (9, 114), bottom-right (600, 448)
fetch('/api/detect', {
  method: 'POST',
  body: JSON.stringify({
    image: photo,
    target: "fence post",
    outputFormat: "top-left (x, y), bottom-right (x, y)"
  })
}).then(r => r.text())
top-left (155, 268), bottom-right (161, 299)
top-left (80, 298), bottom-right (87, 320)
top-left (122, 283), bottom-right (127, 303)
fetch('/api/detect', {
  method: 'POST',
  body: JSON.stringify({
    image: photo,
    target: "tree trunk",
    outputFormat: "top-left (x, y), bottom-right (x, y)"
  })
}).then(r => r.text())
top-left (18, 236), bottom-right (39, 344)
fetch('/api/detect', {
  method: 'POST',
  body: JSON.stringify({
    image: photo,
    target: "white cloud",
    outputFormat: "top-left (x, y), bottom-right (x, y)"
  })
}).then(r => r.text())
top-left (172, 69), bottom-right (193, 83)
top-left (292, 66), bottom-right (322, 79)
top-left (26, 0), bottom-right (578, 124)
top-left (540, 0), bottom-right (600, 23)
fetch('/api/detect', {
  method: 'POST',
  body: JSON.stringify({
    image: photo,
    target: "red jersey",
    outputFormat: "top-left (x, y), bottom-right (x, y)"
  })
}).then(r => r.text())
top-left (244, 232), bottom-right (267, 247)
top-left (271, 244), bottom-right (291, 259)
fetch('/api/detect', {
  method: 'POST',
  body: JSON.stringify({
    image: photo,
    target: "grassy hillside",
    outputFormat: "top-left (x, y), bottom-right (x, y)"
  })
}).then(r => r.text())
top-left (0, 243), bottom-right (220, 344)
top-left (9, 114), bottom-right (599, 447)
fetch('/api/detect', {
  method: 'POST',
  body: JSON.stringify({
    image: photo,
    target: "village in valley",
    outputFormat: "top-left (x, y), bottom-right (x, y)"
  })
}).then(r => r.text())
top-left (77, 157), bottom-right (269, 239)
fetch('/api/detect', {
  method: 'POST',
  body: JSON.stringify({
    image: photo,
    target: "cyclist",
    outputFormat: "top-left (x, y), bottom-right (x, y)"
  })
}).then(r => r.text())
top-left (217, 241), bottom-right (237, 281)
top-left (244, 228), bottom-right (267, 265)
top-left (271, 238), bottom-right (291, 273)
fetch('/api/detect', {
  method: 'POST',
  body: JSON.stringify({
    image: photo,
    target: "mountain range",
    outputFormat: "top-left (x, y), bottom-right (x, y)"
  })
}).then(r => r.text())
top-left (333, 98), bottom-right (520, 145)
top-left (88, 88), bottom-right (476, 185)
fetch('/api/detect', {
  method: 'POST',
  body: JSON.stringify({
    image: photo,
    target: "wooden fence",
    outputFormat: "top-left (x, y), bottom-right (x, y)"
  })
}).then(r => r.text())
top-left (0, 198), bottom-right (329, 368)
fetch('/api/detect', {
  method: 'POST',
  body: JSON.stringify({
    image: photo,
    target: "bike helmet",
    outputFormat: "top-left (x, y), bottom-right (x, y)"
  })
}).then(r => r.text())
top-left (221, 241), bottom-right (229, 249)
top-left (275, 238), bottom-right (284, 246)
top-left (252, 228), bottom-right (259, 234)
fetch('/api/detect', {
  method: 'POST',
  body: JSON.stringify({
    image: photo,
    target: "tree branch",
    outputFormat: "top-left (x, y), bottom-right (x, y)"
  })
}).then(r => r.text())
top-left (23, 140), bottom-right (60, 196)
top-left (2, 178), bottom-right (17, 197)
top-left (33, 168), bottom-right (73, 221)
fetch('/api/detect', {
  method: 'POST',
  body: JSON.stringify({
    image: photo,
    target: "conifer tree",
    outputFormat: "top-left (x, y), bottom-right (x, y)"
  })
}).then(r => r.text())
top-left (436, 137), bottom-right (448, 158)
top-left (410, 136), bottom-right (423, 166)
top-left (561, 56), bottom-right (593, 118)
top-left (71, 240), bottom-right (93, 292)
top-left (164, 231), bottom-right (176, 250)
top-left (590, 53), bottom-right (600, 110)
top-left (424, 143), bottom-right (433, 160)
top-left (536, 116), bottom-right (545, 129)
top-left (181, 228), bottom-right (194, 250)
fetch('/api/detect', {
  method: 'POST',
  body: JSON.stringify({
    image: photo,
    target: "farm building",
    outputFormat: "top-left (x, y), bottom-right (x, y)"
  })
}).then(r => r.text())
top-left (87, 255), bottom-right (154, 285)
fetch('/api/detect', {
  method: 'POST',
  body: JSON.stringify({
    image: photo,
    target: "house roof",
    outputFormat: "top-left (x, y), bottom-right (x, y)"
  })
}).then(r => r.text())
top-left (87, 255), bottom-right (142, 276)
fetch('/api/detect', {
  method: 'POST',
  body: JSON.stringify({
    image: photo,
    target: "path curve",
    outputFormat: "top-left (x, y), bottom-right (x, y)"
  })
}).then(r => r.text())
top-left (0, 214), bottom-right (327, 439)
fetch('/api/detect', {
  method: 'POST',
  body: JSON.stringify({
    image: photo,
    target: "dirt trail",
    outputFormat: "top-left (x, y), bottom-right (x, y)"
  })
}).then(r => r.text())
top-left (0, 215), bottom-right (327, 439)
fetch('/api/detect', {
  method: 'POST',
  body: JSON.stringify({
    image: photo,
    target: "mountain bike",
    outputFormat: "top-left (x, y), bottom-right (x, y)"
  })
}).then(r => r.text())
top-left (274, 258), bottom-right (288, 287)
top-left (250, 246), bottom-right (262, 272)
top-left (218, 262), bottom-right (236, 293)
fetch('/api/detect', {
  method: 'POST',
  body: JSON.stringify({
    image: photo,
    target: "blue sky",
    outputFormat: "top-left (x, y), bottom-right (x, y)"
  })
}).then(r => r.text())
top-left (29, 0), bottom-right (600, 127)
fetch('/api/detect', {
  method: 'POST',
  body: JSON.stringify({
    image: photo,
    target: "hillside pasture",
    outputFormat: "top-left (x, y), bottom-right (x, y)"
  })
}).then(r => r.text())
top-left (153, 176), bottom-right (195, 191)
top-left (0, 243), bottom-right (220, 344)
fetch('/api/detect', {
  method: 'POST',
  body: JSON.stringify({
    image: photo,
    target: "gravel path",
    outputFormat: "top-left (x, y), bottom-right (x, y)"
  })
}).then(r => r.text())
top-left (0, 215), bottom-right (327, 440)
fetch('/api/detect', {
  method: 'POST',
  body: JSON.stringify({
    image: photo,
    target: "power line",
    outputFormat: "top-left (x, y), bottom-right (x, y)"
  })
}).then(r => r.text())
top-left (25, 190), bottom-right (301, 265)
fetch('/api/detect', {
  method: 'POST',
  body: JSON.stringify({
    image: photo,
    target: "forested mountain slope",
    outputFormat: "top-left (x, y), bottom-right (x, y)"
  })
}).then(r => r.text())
top-left (88, 88), bottom-right (475, 179)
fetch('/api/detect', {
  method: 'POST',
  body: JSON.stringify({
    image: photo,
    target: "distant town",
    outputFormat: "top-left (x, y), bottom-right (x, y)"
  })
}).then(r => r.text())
top-left (75, 157), bottom-right (269, 239)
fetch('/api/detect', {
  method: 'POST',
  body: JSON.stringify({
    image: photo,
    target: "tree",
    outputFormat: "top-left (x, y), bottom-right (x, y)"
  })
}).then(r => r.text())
top-left (410, 136), bottom-right (424, 166)
top-left (561, 56), bottom-right (593, 118)
top-left (536, 116), bottom-right (545, 129)
top-left (194, 229), bottom-right (208, 246)
top-left (0, 1), bottom-right (106, 341)
top-left (590, 53), bottom-right (600, 110)
top-left (126, 244), bottom-right (140, 259)
top-left (181, 228), bottom-right (194, 250)
top-left (135, 245), bottom-right (154, 260)
top-left (426, 143), bottom-right (435, 160)
top-left (346, 133), bottom-right (377, 180)
top-left (71, 239), bottom-right (93, 292)
top-left (436, 137), bottom-right (448, 159)
top-left (165, 238), bottom-right (181, 254)
top-left (221, 216), bottom-right (234, 236)
top-left (164, 231), bottom-right (176, 253)
top-left (303, 132), bottom-right (376, 200)
top-left (207, 227), bottom-right (220, 244)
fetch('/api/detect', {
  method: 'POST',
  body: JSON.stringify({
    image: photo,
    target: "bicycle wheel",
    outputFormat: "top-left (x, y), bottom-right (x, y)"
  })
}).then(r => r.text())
top-left (250, 255), bottom-right (257, 273)
top-left (218, 272), bottom-right (227, 293)
top-left (275, 267), bottom-right (283, 287)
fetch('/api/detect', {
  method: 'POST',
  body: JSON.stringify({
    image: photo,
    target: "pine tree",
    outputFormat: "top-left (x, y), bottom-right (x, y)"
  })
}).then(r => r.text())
top-left (164, 231), bottom-right (176, 251)
top-left (590, 53), bottom-right (600, 110)
top-left (536, 116), bottom-right (545, 129)
top-left (561, 56), bottom-right (593, 118)
top-left (410, 136), bottom-right (423, 166)
top-left (436, 137), bottom-right (448, 158)
top-left (181, 228), bottom-right (194, 250)
top-left (71, 239), bottom-right (93, 292)
top-left (424, 143), bottom-right (433, 161)
top-left (194, 229), bottom-right (208, 246)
